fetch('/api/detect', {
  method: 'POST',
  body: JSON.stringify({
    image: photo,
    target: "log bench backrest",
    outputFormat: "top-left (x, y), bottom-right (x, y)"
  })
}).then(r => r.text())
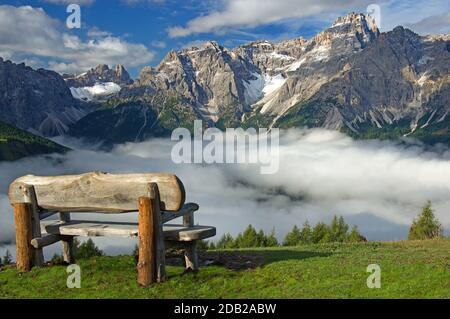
top-left (8, 172), bottom-right (185, 212)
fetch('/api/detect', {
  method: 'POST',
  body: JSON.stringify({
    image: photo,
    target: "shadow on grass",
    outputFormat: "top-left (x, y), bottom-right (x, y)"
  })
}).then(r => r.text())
top-left (190, 249), bottom-right (333, 272)
top-left (254, 249), bottom-right (333, 263)
top-left (166, 249), bottom-right (333, 280)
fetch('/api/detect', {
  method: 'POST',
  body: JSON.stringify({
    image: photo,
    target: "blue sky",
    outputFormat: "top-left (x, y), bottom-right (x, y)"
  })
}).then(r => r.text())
top-left (0, 0), bottom-right (449, 77)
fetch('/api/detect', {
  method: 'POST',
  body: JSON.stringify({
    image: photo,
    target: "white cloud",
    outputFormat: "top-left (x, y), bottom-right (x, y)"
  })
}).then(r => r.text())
top-left (167, 0), bottom-right (376, 37)
top-left (151, 40), bottom-right (167, 48)
top-left (167, 0), bottom-right (450, 37)
top-left (0, 5), bottom-right (155, 74)
top-left (1, 129), bottom-right (449, 249)
top-left (379, 0), bottom-right (450, 34)
top-left (42, 0), bottom-right (95, 5)
top-left (121, 0), bottom-right (166, 5)
top-left (404, 12), bottom-right (450, 35)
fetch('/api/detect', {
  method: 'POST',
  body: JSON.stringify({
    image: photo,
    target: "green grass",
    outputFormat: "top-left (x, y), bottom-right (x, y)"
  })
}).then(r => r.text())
top-left (1, 240), bottom-right (449, 299)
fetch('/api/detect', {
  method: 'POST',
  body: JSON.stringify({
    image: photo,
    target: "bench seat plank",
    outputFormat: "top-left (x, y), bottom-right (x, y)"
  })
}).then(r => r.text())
top-left (41, 220), bottom-right (216, 241)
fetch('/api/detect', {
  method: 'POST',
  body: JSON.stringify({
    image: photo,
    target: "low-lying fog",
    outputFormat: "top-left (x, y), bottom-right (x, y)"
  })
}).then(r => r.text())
top-left (1, 129), bottom-right (449, 259)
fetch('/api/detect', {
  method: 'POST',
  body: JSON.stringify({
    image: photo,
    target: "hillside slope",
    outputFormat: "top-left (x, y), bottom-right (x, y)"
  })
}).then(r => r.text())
top-left (0, 58), bottom-right (88, 137)
top-left (0, 240), bottom-right (448, 298)
top-left (0, 121), bottom-right (68, 161)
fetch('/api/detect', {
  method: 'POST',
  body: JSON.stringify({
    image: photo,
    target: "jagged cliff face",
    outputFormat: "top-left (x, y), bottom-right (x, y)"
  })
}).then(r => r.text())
top-left (0, 12), bottom-right (447, 145)
top-left (64, 64), bottom-right (133, 87)
top-left (239, 13), bottom-right (381, 125)
top-left (50, 12), bottom-right (445, 145)
top-left (117, 13), bottom-right (388, 127)
top-left (122, 41), bottom-right (260, 123)
top-left (289, 27), bottom-right (450, 134)
top-left (65, 64), bottom-right (134, 103)
top-left (0, 58), bottom-right (87, 137)
top-left (112, 12), bottom-right (447, 140)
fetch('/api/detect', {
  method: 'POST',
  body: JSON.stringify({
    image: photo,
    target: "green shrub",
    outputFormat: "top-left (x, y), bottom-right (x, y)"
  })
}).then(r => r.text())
top-left (300, 221), bottom-right (313, 244)
top-left (312, 222), bottom-right (330, 244)
top-left (215, 233), bottom-right (235, 249)
top-left (214, 226), bottom-right (279, 249)
top-left (49, 238), bottom-right (104, 262)
top-left (73, 238), bottom-right (104, 259)
top-left (50, 253), bottom-right (64, 264)
top-left (264, 229), bottom-right (279, 247)
top-left (2, 250), bottom-right (12, 265)
top-left (408, 201), bottom-right (443, 240)
top-left (283, 216), bottom-right (366, 246)
top-left (329, 216), bottom-right (349, 242)
top-left (283, 225), bottom-right (302, 246)
top-left (346, 226), bottom-right (367, 242)
top-left (196, 240), bottom-right (211, 251)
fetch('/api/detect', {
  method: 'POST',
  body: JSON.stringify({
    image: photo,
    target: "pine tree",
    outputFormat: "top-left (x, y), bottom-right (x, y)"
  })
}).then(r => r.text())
top-left (283, 225), bottom-right (302, 246)
top-left (2, 250), bottom-right (13, 265)
top-left (216, 233), bottom-right (235, 249)
top-left (196, 240), bottom-right (210, 251)
top-left (73, 238), bottom-right (103, 259)
top-left (346, 225), bottom-right (367, 242)
top-left (264, 229), bottom-right (278, 247)
top-left (235, 225), bottom-right (259, 248)
top-left (329, 216), bottom-right (349, 242)
top-left (299, 221), bottom-right (312, 244)
top-left (257, 230), bottom-right (267, 247)
top-left (408, 201), bottom-right (443, 240)
top-left (312, 222), bottom-right (330, 244)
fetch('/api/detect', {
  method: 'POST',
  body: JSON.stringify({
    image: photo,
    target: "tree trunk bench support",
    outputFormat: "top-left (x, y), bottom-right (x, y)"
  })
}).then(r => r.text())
top-left (8, 172), bottom-right (216, 287)
top-left (183, 211), bottom-right (199, 272)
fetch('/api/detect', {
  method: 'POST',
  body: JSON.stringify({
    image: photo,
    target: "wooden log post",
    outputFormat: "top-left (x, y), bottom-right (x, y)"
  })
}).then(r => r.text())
top-left (13, 203), bottom-right (33, 272)
top-left (24, 185), bottom-right (45, 267)
top-left (149, 183), bottom-right (166, 283)
top-left (183, 212), bottom-right (199, 272)
top-left (59, 213), bottom-right (75, 264)
top-left (31, 234), bottom-right (62, 249)
top-left (137, 195), bottom-right (156, 286)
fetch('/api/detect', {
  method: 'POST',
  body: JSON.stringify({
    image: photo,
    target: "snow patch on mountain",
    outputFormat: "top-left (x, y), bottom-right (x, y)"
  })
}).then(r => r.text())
top-left (70, 82), bottom-right (121, 102)
top-left (269, 52), bottom-right (295, 60)
top-left (287, 58), bottom-right (306, 71)
top-left (262, 74), bottom-right (287, 96)
top-left (244, 72), bottom-right (288, 107)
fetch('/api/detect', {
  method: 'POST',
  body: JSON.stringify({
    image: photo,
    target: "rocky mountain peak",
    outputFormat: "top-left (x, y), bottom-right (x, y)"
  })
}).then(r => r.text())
top-left (310, 12), bottom-right (380, 53)
top-left (332, 12), bottom-right (378, 32)
top-left (201, 40), bottom-right (222, 51)
top-left (0, 58), bottom-right (86, 136)
top-left (64, 64), bottom-right (133, 88)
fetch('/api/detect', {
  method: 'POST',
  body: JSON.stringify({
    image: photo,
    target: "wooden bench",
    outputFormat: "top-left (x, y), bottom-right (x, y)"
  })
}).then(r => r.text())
top-left (8, 172), bottom-right (216, 286)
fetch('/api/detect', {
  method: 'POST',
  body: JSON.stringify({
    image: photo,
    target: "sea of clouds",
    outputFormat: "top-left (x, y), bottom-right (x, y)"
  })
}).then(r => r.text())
top-left (1, 129), bottom-right (449, 259)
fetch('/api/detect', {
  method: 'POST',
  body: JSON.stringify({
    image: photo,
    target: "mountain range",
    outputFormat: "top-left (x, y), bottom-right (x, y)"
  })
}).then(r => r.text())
top-left (0, 12), bottom-right (449, 158)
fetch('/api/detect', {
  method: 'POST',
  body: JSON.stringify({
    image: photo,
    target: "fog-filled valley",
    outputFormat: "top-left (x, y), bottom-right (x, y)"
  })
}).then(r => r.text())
top-left (1, 129), bottom-right (449, 258)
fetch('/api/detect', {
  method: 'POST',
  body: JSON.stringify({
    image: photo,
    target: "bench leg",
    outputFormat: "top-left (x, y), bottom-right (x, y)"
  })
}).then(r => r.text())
top-left (137, 196), bottom-right (156, 286)
top-left (184, 241), bottom-right (199, 272)
top-left (25, 185), bottom-right (44, 267)
top-left (13, 203), bottom-right (33, 272)
top-left (183, 210), bottom-right (198, 272)
top-left (61, 236), bottom-right (75, 264)
top-left (59, 213), bottom-right (75, 264)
